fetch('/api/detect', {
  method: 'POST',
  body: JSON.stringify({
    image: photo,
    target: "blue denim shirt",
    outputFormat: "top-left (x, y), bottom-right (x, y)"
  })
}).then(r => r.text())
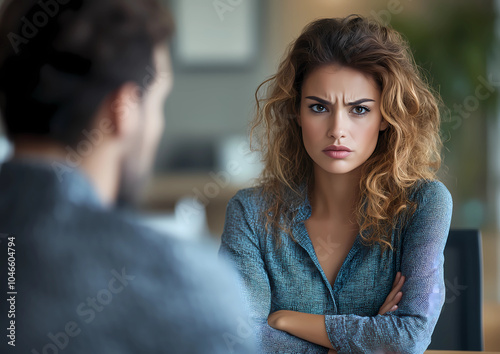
top-left (219, 180), bottom-right (453, 353)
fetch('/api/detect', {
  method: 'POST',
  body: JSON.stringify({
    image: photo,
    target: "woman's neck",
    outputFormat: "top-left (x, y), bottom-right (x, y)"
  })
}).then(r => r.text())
top-left (309, 165), bottom-right (361, 222)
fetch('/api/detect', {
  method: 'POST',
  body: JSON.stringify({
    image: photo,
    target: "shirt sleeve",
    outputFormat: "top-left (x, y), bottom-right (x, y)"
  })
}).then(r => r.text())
top-left (324, 181), bottom-right (453, 354)
top-left (219, 192), bottom-right (330, 354)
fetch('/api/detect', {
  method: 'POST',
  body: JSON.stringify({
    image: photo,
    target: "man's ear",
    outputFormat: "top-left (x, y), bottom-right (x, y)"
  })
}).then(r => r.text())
top-left (105, 83), bottom-right (142, 139)
top-left (379, 118), bottom-right (389, 132)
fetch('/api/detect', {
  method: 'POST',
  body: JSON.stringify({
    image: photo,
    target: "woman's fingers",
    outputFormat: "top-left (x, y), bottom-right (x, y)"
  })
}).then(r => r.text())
top-left (378, 273), bottom-right (405, 315)
top-left (386, 274), bottom-right (405, 301)
top-left (391, 271), bottom-right (401, 288)
top-left (378, 291), bottom-right (402, 315)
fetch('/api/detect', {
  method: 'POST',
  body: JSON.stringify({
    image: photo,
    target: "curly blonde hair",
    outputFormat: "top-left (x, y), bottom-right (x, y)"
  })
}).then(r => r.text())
top-left (251, 15), bottom-right (442, 250)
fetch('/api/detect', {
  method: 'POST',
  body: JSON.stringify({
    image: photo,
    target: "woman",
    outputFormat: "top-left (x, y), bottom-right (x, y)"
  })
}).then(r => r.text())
top-left (219, 15), bottom-right (452, 353)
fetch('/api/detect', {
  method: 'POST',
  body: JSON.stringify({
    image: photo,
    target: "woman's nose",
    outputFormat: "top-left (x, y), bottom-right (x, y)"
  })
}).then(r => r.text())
top-left (327, 109), bottom-right (347, 140)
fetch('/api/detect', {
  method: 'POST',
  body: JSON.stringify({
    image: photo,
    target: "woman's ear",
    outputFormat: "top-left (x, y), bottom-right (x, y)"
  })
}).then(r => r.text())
top-left (296, 115), bottom-right (302, 127)
top-left (379, 119), bottom-right (389, 131)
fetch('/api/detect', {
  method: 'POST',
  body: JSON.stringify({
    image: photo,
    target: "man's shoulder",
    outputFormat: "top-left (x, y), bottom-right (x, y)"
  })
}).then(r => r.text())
top-left (59, 203), bottom-right (229, 277)
top-left (10, 199), bottom-right (254, 352)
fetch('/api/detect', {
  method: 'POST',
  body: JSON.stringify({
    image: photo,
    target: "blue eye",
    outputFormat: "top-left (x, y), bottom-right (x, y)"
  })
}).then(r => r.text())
top-left (351, 106), bottom-right (370, 115)
top-left (310, 104), bottom-right (327, 113)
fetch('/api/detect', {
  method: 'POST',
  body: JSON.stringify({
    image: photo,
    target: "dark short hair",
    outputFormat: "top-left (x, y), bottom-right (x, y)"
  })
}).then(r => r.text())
top-left (0, 0), bottom-right (174, 146)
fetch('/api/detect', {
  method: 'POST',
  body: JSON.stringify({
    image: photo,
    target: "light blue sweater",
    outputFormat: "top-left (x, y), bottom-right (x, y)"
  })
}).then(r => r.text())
top-left (219, 180), bottom-right (453, 353)
top-left (0, 159), bottom-right (256, 354)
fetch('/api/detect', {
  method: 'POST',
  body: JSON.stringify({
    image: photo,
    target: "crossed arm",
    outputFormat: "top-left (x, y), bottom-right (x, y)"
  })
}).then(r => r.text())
top-left (266, 272), bottom-right (405, 352)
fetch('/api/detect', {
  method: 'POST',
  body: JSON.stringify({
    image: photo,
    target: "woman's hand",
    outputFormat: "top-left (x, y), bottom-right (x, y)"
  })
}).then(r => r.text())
top-left (378, 271), bottom-right (405, 315)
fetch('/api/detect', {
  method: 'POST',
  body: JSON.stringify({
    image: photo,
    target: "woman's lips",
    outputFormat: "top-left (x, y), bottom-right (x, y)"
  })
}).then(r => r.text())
top-left (322, 145), bottom-right (352, 159)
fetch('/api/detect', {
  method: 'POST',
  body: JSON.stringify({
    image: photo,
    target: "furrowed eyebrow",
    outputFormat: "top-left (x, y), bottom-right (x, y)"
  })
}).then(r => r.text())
top-left (305, 96), bottom-right (332, 106)
top-left (346, 98), bottom-right (375, 106)
top-left (305, 96), bottom-right (375, 106)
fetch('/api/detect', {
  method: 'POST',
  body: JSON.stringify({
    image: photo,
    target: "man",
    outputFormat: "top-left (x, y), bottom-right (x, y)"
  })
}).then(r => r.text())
top-left (0, 0), bottom-right (255, 353)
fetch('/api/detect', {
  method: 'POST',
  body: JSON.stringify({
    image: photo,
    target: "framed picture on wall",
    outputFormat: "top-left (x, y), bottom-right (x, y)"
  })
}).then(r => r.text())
top-left (170, 0), bottom-right (259, 69)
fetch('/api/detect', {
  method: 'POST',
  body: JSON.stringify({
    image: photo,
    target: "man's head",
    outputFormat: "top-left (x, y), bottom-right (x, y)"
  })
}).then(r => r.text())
top-left (0, 0), bottom-right (174, 206)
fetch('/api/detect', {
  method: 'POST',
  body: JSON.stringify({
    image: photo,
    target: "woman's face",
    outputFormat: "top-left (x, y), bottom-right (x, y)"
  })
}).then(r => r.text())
top-left (299, 64), bottom-right (388, 176)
